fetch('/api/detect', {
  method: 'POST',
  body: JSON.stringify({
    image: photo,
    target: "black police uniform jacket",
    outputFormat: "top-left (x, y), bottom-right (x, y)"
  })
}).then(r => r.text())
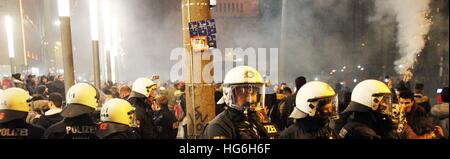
top-left (203, 108), bottom-right (269, 139)
top-left (127, 93), bottom-right (156, 139)
top-left (42, 113), bottom-right (98, 139)
top-left (335, 102), bottom-right (397, 139)
top-left (0, 118), bottom-right (44, 139)
top-left (279, 116), bottom-right (335, 139)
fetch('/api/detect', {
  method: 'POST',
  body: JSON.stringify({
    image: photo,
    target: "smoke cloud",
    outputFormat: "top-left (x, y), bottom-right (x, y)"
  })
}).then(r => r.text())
top-left (371, 0), bottom-right (432, 75)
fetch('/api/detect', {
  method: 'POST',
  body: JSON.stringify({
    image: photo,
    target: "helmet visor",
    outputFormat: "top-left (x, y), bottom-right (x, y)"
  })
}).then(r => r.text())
top-left (146, 85), bottom-right (157, 95)
top-left (229, 84), bottom-right (265, 112)
top-left (129, 107), bottom-right (138, 127)
top-left (316, 95), bottom-right (339, 120)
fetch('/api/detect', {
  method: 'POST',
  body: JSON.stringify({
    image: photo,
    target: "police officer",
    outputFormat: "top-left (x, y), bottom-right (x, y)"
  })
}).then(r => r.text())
top-left (203, 66), bottom-right (274, 139)
top-left (96, 98), bottom-right (139, 139)
top-left (335, 79), bottom-right (396, 139)
top-left (127, 78), bottom-right (158, 139)
top-left (279, 81), bottom-right (339, 139)
top-left (0, 88), bottom-right (44, 139)
top-left (43, 83), bottom-right (100, 139)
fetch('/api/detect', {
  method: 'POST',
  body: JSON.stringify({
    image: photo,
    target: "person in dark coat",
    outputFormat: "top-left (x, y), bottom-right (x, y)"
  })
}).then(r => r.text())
top-left (36, 93), bottom-right (64, 129)
top-left (152, 96), bottom-right (177, 139)
top-left (38, 75), bottom-right (49, 86)
top-left (25, 74), bottom-right (37, 95)
top-left (398, 91), bottom-right (444, 139)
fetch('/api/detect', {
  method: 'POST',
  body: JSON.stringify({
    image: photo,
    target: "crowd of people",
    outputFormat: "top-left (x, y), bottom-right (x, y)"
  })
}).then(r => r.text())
top-left (0, 66), bottom-right (448, 139)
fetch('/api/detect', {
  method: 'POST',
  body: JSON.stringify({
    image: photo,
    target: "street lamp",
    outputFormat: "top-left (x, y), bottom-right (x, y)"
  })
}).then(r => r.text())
top-left (102, 0), bottom-right (112, 83)
top-left (54, 20), bottom-right (61, 26)
top-left (90, 0), bottom-right (101, 89)
top-left (58, 0), bottom-right (70, 17)
top-left (5, 16), bottom-right (16, 74)
top-left (58, 0), bottom-right (75, 92)
top-left (110, 17), bottom-right (119, 83)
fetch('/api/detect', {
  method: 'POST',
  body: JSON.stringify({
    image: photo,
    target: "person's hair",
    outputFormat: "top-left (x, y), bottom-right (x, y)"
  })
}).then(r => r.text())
top-left (156, 95), bottom-right (169, 108)
top-left (282, 87), bottom-right (292, 94)
top-left (396, 81), bottom-right (410, 92)
top-left (414, 83), bottom-right (424, 91)
top-left (120, 85), bottom-right (131, 92)
top-left (48, 75), bottom-right (55, 81)
top-left (295, 76), bottom-right (306, 91)
top-left (48, 93), bottom-right (63, 108)
top-left (12, 73), bottom-right (21, 80)
top-left (399, 90), bottom-right (414, 100)
top-left (40, 76), bottom-right (48, 83)
top-left (35, 85), bottom-right (46, 95)
top-left (27, 74), bottom-right (35, 79)
top-left (441, 87), bottom-right (449, 103)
